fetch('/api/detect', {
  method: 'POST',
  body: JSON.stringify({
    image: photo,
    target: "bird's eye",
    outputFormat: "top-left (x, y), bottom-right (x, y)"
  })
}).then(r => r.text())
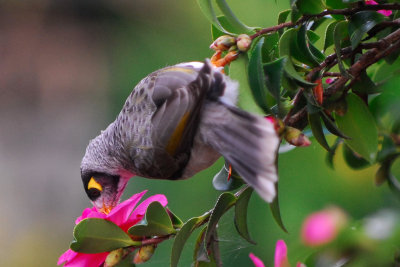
top-left (87, 188), bottom-right (101, 200)
top-left (88, 177), bottom-right (103, 191)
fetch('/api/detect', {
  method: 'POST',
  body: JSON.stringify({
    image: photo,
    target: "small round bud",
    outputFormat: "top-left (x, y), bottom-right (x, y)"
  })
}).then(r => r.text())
top-left (236, 34), bottom-right (251, 52)
top-left (104, 248), bottom-right (124, 267)
top-left (210, 35), bottom-right (236, 51)
top-left (284, 126), bottom-right (311, 147)
top-left (133, 245), bottom-right (156, 264)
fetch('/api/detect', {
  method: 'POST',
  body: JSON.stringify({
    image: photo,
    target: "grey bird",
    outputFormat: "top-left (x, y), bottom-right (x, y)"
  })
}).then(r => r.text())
top-left (81, 60), bottom-right (280, 214)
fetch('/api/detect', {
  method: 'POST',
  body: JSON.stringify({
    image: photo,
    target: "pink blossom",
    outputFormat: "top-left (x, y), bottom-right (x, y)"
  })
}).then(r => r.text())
top-left (325, 78), bottom-right (334, 84)
top-left (249, 240), bottom-right (304, 267)
top-left (58, 191), bottom-right (168, 267)
top-left (365, 0), bottom-right (392, 16)
top-left (301, 206), bottom-right (347, 247)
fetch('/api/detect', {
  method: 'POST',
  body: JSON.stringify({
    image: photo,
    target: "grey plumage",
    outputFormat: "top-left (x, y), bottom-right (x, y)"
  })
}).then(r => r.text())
top-left (81, 60), bottom-right (279, 204)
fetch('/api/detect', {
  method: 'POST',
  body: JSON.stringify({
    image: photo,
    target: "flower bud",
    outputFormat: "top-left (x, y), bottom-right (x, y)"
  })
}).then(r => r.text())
top-left (210, 35), bottom-right (236, 51)
top-left (104, 248), bottom-right (124, 267)
top-left (284, 126), bottom-right (311, 147)
top-left (133, 245), bottom-right (156, 264)
top-left (236, 34), bottom-right (251, 52)
top-left (301, 206), bottom-right (348, 247)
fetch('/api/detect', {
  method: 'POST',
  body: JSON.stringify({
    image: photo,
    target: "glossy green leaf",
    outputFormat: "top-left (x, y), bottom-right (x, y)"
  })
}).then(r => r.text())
top-left (291, 4), bottom-right (302, 23)
top-left (308, 112), bottom-right (330, 152)
top-left (234, 187), bottom-right (256, 244)
top-left (212, 162), bottom-right (244, 191)
top-left (197, 0), bottom-right (230, 34)
top-left (171, 217), bottom-right (201, 267)
top-left (369, 76), bottom-right (400, 134)
top-left (229, 54), bottom-right (265, 115)
top-left (115, 252), bottom-right (136, 267)
top-left (296, 25), bottom-right (320, 67)
top-left (128, 202), bottom-right (175, 237)
top-left (348, 11), bottom-right (385, 49)
top-left (326, 0), bottom-right (347, 20)
top-left (262, 32), bottom-right (280, 62)
top-left (352, 71), bottom-right (380, 94)
top-left (193, 226), bottom-right (209, 263)
top-left (168, 209), bottom-right (184, 229)
top-left (326, 138), bottom-right (342, 169)
top-left (278, 9), bottom-right (291, 35)
top-left (71, 218), bottom-right (138, 254)
top-left (310, 17), bottom-right (329, 31)
top-left (215, 0), bottom-right (254, 34)
top-left (269, 183), bottom-right (288, 233)
top-left (324, 21), bottom-right (338, 51)
top-left (248, 37), bottom-right (272, 113)
top-left (320, 111), bottom-right (350, 139)
top-left (296, 0), bottom-right (325, 15)
top-left (343, 143), bottom-right (371, 169)
top-left (211, 16), bottom-right (238, 40)
top-left (335, 93), bottom-right (379, 163)
top-left (377, 134), bottom-right (397, 163)
top-left (307, 30), bottom-right (320, 44)
top-left (284, 61), bottom-right (316, 88)
top-left (204, 192), bottom-right (236, 247)
top-left (334, 21), bottom-right (350, 77)
top-left (263, 57), bottom-right (286, 105)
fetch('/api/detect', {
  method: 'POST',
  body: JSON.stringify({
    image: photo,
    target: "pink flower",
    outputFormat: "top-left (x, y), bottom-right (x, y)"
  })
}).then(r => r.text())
top-left (325, 78), bottom-right (334, 84)
top-left (301, 206), bottom-right (347, 247)
top-left (58, 191), bottom-right (168, 267)
top-left (365, 0), bottom-right (392, 16)
top-left (249, 240), bottom-right (304, 267)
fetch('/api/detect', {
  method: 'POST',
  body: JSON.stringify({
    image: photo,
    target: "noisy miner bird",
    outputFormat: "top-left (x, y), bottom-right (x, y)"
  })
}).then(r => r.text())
top-left (81, 60), bottom-right (280, 214)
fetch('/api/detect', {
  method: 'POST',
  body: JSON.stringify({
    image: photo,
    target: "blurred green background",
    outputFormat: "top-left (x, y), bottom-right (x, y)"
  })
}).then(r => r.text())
top-left (0, 1), bottom-right (399, 266)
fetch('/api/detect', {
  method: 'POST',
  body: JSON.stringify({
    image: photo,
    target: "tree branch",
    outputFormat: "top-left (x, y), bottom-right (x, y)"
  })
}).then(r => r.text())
top-left (250, 4), bottom-right (400, 40)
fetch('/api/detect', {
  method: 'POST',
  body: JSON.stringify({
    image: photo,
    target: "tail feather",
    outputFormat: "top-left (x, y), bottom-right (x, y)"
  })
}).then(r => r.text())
top-left (200, 103), bottom-right (280, 202)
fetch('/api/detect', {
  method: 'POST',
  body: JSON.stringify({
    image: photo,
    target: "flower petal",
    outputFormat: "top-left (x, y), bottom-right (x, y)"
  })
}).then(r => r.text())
top-left (107, 190), bottom-right (147, 226)
top-left (75, 207), bottom-right (106, 225)
top-left (275, 240), bottom-right (290, 267)
top-left (249, 253), bottom-right (266, 267)
top-left (58, 249), bottom-right (107, 267)
top-left (123, 194), bottom-right (168, 228)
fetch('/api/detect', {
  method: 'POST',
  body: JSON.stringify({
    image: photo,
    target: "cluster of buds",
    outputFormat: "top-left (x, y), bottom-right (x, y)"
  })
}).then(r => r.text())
top-left (210, 34), bottom-right (252, 52)
top-left (210, 34), bottom-right (252, 67)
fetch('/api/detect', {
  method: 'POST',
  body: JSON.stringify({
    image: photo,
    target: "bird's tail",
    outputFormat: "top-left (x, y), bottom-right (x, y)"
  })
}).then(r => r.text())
top-left (200, 102), bottom-right (280, 202)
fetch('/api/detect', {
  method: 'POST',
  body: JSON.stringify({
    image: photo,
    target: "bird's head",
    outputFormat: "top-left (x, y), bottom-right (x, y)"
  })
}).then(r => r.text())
top-left (81, 171), bottom-right (130, 214)
top-left (80, 130), bottom-right (133, 214)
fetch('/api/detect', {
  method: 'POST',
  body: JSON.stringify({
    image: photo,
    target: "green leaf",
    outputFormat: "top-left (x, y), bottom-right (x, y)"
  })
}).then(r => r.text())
top-left (326, 0), bottom-right (347, 20)
top-left (334, 20), bottom-right (350, 78)
top-left (204, 192), bottom-right (237, 247)
top-left (211, 16), bottom-right (238, 40)
top-left (296, 0), bottom-right (326, 15)
top-left (234, 187), bottom-right (256, 244)
top-left (352, 71), bottom-right (380, 94)
top-left (193, 226), bottom-right (208, 263)
top-left (377, 134), bottom-right (397, 163)
top-left (284, 61), bottom-right (316, 88)
top-left (335, 93), bottom-right (379, 163)
top-left (348, 11), bottom-right (385, 49)
top-left (171, 217), bottom-right (201, 267)
top-left (308, 112), bottom-right (330, 152)
top-left (324, 21), bottom-right (338, 51)
top-left (115, 252), bottom-right (136, 267)
top-left (278, 9), bottom-right (291, 35)
top-left (215, 0), bottom-right (254, 34)
top-left (71, 218), bottom-right (138, 254)
top-left (269, 183), bottom-right (288, 233)
top-left (168, 209), bottom-right (184, 229)
top-left (197, 0), bottom-right (230, 34)
top-left (320, 111), bottom-right (350, 139)
top-left (296, 25), bottom-right (322, 67)
top-left (229, 54), bottom-right (265, 115)
top-left (248, 37), bottom-right (272, 113)
top-left (263, 57), bottom-right (287, 113)
top-left (343, 143), bottom-right (371, 169)
top-left (326, 138), bottom-right (342, 169)
top-left (369, 76), bottom-right (400, 134)
top-left (212, 162), bottom-right (244, 191)
top-left (128, 202), bottom-right (175, 237)
top-left (307, 30), bottom-right (320, 44)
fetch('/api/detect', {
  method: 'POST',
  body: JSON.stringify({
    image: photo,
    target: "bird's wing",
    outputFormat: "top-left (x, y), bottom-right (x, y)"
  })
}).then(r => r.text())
top-left (150, 64), bottom-right (212, 175)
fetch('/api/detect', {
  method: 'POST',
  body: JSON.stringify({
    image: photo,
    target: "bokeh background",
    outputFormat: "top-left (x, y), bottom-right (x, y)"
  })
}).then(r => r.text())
top-left (1, 1), bottom-right (399, 266)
